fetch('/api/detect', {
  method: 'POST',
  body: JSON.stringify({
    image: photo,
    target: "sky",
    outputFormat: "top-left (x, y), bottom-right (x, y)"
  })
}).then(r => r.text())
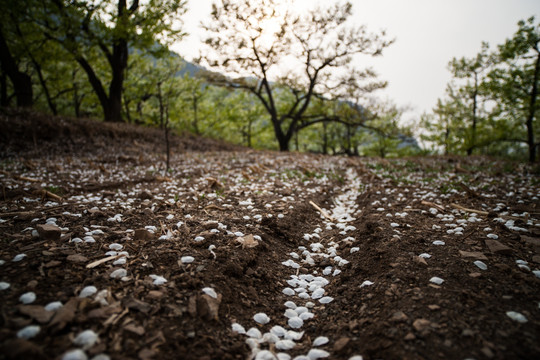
top-left (170, 0), bottom-right (540, 121)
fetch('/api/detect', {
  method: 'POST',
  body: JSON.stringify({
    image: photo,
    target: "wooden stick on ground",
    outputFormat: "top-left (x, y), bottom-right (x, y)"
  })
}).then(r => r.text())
top-left (86, 255), bottom-right (121, 269)
top-left (421, 200), bottom-right (445, 212)
top-left (309, 201), bottom-right (335, 222)
top-left (450, 203), bottom-right (488, 216)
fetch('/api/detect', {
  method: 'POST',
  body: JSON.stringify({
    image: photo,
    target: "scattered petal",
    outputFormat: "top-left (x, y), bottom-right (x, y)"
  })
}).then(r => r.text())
top-left (17, 325), bottom-right (40, 339)
top-left (313, 336), bottom-right (329, 346)
top-left (429, 277), bottom-right (444, 285)
top-left (506, 311), bottom-right (527, 323)
top-left (254, 312), bottom-right (270, 324)
top-left (79, 286), bottom-right (97, 298)
top-left (202, 287), bottom-right (218, 299)
top-left (19, 292), bottom-right (36, 304)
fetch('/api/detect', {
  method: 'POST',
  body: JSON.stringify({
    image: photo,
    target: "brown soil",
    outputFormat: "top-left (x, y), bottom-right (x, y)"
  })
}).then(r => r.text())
top-left (0, 109), bottom-right (539, 360)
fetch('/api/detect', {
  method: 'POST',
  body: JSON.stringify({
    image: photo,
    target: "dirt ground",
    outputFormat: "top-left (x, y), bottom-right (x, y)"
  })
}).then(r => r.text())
top-left (0, 109), bottom-right (539, 360)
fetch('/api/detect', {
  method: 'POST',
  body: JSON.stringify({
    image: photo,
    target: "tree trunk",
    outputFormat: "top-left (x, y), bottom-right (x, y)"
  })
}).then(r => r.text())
top-left (526, 51), bottom-right (540, 162)
top-left (322, 121), bottom-right (328, 154)
top-left (1, 71), bottom-right (7, 106)
top-left (0, 28), bottom-right (32, 107)
top-left (467, 73), bottom-right (479, 156)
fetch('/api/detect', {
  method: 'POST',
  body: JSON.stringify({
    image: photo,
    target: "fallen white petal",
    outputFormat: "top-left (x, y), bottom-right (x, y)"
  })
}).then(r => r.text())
top-left (254, 312), bottom-right (270, 324)
top-left (231, 323), bottom-right (246, 334)
top-left (73, 329), bottom-right (99, 349)
top-left (506, 311), bottom-right (527, 323)
top-left (275, 339), bottom-right (296, 350)
top-left (19, 292), bottom-right (36, 304)
top-left (202, 287), bottom-right (218, 299)
top-left (429, 277), bottom-right (444, 285)
top-left (312, 336), bottom-right (329, 346)
top-left (17, 325), bottom-right (40, 339)
top-left (79, 286), bottom-right (97, 298)
top-left (62, 349), bottom-right (88, 360)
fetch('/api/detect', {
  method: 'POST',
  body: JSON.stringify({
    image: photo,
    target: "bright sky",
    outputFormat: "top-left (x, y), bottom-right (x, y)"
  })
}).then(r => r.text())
top-left (171, 0), bottom-right (540, 120)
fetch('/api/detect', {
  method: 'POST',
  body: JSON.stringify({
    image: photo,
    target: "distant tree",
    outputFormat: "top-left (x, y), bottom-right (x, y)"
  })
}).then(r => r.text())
top-left (448, 43), bottom-right (492, 155)
top-left (0, 0), bottom-right (35, 107)
top-left (201, 0), bottom-right (392, 151)
top-left (35, 0), bottom-right (187, 122)
top-left (486, 17), bottom-right (540, 162)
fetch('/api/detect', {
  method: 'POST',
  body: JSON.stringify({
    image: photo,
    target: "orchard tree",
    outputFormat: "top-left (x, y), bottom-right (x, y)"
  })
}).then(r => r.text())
top-left (486, 17), bottom-right (540, 162)
top-left (201, 0), bottom-right (392, 151)
top-left (448, 43), bottom-right (492, 155)
top-left (35, 0), bottom-right (187, 122)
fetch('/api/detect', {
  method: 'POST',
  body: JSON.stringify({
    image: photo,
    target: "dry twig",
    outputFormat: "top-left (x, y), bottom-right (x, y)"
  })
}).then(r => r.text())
top-left (309, 201), bottom-right (335, 222)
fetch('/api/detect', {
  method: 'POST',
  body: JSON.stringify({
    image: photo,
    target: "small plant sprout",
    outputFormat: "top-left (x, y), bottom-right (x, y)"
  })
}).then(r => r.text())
top-left (17, 325), bottom-right (41, 339)
top-left (19, 292), bottom-right (36, 304)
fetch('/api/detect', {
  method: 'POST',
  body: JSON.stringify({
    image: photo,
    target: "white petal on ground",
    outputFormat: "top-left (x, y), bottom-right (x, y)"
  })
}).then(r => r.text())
top-left (73, 330), bottom-right (99, 349)
top-left (506, 311), bottom-right (528, 323)
top-left (288, 316), bottom-right (304, 329)
top-left (307, 349), bottom-right (330, 359)
top-left (319, 297), bottom-right (334, 304)
top-left (270, 325), bottom-right (287, 338)
top-left (432, 240), bottom-right (445, 245)
top-left (62, 349), bottom-right (88, 360)
top-left (254, 312), bottom-right (270, 324)
top-left (429, 277), bottom-right (444, 285)
top-left (113, 257), bottom-right (126, 265)
top-left (419, 253), bottom-right (432, 258)
top-left (473, 261), bottom-right (488, 270)
top-left (285, 330), bottom-right (304, 341)
top-left (284, 301), bottom-right (297, 309)
top-left (194, 236), bottom-right (205, 242)
top-left (202, 287), bottom-right (218, 299)
top-left (19, 292), bottom-right (36, 304)
top-left (255, 350), bottom-right (278, 360)
top-left (275, 339), bottom-right (296, 350)
top-left (283, 288), bottom-right (295, 296)
top-left (312, 336), bottom-right (329, 346)
top-left (149, 274), bottom-right (167, 285)
top-left (181, 256), bottom-right (195, 264)
top-left (311, 288), bottom-right (325, 299)
top-left (284, 309), bottom-right (298, 318)
top-left (17, 325), bottom-right (41, 339)
top-left (348, 356), bottom-right (364, 360)
top-left (108, 243), bottom-right (123, 250)
top-left (246, 327), bottom-right (262, 339)
top-left (90, 354), bottom-right (110, 360)
top-left (231, 323), bottom-right (246, 334)
top-left (262, 332), bottom-right (279, 343)
top-left (0, 282), bottom-right (10, 290)
top-left (360, 280), bottom-right (374, 288)
top-left (277, 353), bottom-right (292, 360)
top-left (79, 286), bottom-right (97, 298)
top-left (110, 269), bottom-right (127, 279)
top-left (45, 301), bottom-right (63, 311)
top-left (12, 253), bottom-right (27, 262)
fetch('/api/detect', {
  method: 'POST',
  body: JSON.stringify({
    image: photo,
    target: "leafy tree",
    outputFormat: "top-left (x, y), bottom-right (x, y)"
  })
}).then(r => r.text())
top-left (448, 43), bottom-right (493, 155)
top-left (486, 17), bottom-right (540, 162)
top-left (34, 0), bottom-right (187, 122)
top-left (201, 0), bottom-right (392, 151)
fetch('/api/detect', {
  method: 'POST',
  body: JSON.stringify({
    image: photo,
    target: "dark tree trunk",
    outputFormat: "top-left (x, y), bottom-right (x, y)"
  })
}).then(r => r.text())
top-left (526, 51), bottom-right (540, 162)
top-left (1, 71), bottom-right (7, 106)
top-left (0, 28), bottom-right (32, 107)
top-left (467, 73), bottom-right (479, 156)
top-left (322, 121), bottom-right (328, 154)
